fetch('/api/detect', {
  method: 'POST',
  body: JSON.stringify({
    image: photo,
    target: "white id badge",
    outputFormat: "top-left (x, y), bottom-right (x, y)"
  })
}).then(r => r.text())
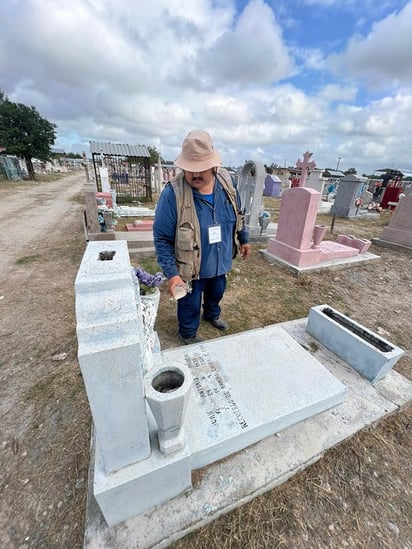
top-left (208, 224), bottom-right (222, 244)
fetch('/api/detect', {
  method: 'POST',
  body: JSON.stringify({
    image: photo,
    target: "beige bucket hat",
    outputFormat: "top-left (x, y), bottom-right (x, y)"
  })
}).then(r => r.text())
top-left (174, 130), bottom-right (222, 172)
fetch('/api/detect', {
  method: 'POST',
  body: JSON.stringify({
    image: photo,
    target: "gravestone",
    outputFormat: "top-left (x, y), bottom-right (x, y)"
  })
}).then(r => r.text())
top-left (84, 181), bottom-right (101, 235)
top-left (330, 174), bottom-right (364, 218)
top-left (76, 240), bottom-right (349, 529)
top-left (373, 194), bottom-right (412, 251)
top-left (83, 182), bottom-right (115, 242)
top-left (237, 161), bottom-right (266, 237)
top-left (263, 174), bottom-right (281, 197)
top-left (261, 187), bottom-right (377, 271)
top-left (306, 168), bottom-right (326, 194)
top-left (100, 166), bottom-right (110, 192)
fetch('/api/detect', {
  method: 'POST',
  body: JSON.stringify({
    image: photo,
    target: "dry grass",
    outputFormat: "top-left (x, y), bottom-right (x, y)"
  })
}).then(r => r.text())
top-left (174, 409), bottom-right (412, 549)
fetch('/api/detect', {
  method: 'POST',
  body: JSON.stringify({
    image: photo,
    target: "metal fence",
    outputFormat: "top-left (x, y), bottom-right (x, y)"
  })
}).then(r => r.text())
top-left (90, 141), bottom-right (152, 203)
top-left (0, 156), bottom-right (23, 181)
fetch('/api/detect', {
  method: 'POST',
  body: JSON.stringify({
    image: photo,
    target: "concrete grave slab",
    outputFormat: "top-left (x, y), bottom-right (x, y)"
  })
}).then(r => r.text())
top-left (160, 326), bottom-right (347, 469)
top-left (116, 205), bottom-right (156, 217)
top-left (260, 248), bottom-right (380, 275)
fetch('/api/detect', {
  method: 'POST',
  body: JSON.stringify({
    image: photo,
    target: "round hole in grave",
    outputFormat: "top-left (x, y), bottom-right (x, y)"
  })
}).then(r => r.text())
top-left (152, 370), bottom-right (184, 393)
top-left (99, 250), bottom-right (116, 261)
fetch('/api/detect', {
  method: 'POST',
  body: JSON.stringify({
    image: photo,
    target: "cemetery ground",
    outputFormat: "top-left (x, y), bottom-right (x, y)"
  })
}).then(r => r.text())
top-left (0, 173), bottom-right (411, 549)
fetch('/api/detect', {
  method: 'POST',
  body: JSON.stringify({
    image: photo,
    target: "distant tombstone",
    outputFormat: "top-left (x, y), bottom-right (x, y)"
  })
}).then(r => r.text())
top-left (361, 190), bottom-right (373, 206)
top-left (263, 174), bottom-right (281, 197)
top-left (376, 194), bottom-right (412, 249)
top-left (330, 174), bottom-right (364, 218)
top-left (306, 169), bottom-right (325, 194)
top-left (237, 161), bottom-right (266, 236)
top-left (100, 166), bottom-right (110, 192)
top-left (99, 151), bottom-right (110, 192)
top-left (264, 187), bottom-right (324, 267)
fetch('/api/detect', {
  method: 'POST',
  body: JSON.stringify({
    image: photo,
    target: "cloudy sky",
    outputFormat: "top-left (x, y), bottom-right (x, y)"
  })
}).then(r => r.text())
top-left (1, 0), bottom-right (411, 174)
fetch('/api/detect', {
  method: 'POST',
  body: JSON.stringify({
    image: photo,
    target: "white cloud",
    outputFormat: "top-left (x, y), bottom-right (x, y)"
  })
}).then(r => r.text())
top-left (174, 0), bottom-right (294, 88)
top-left (317, 84), bottom-right (357, 102)
top-left (0, 0), bottom-right (412, 174)
top-left (328, 1), bottom-right (412, 89)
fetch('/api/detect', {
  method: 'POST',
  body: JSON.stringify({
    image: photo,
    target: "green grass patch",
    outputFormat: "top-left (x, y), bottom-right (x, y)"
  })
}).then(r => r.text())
top-left (15, 254), bottom-right (40, 265)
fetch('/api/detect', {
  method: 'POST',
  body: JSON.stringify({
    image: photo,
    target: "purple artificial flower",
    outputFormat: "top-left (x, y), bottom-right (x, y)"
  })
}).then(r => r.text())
top-left (134, 267), bottom-right (165, 293)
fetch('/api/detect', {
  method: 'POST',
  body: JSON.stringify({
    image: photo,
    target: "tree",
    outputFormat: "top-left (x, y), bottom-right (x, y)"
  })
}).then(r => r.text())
top-left (147, 145), bottom-right (162, 165)
top-left (0, 91), bottom-right (57, 180)
top-left (344, 167), bottom-right (357, 175)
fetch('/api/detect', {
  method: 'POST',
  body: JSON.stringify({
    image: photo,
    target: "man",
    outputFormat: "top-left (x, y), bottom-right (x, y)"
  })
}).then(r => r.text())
top-left (153, 130), bottom-right (250, 345)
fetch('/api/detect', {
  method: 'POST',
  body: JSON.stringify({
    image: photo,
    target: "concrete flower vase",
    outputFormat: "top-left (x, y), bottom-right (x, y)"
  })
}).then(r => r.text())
top-left (145, 363), bottom-right (193, 455)
top-left (336, 234), bottom-right (372, 254)
top-left (306, 304), bottom-right (404, 383)
top-left (312, 224), bottom-right (327, 249)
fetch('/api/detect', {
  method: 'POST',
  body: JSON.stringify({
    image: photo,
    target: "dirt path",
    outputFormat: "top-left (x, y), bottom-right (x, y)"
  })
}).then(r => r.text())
top-left (0, 173), bottom-right (88, 548)
top-left (0, 173), bottom-right (84, 283)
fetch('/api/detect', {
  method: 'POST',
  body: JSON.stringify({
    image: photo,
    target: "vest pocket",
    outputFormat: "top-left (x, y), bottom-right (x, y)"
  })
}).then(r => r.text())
top-left (178, 262), bottom-right (194, 281)
top-left (177, 223), bottom-right (194, 250)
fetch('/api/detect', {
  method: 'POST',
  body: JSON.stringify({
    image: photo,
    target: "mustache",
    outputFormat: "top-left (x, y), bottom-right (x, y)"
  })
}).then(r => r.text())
top-left (192, 176), bottom-right (203, 181)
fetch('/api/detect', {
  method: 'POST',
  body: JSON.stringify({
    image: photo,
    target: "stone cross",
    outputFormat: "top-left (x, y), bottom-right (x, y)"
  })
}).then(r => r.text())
top-left (296, 151), bottom-right (316, 187)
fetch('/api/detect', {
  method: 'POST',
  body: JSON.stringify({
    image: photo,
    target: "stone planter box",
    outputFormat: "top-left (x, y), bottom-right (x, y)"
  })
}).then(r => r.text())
top-left (306, 304), bottom-right (404, 383)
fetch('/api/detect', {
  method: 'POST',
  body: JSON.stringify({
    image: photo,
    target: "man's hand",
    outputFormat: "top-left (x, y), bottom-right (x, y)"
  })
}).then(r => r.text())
top-left (239, 244), bottom-right (251, 259)
top-left (168, 275), bottom-right (185, 297)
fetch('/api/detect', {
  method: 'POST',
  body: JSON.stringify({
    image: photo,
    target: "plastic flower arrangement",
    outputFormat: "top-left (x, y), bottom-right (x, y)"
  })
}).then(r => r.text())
top-left (97, 201), bottom-right (119, 232)
top-left (133, 267), bottom-right (165, 295)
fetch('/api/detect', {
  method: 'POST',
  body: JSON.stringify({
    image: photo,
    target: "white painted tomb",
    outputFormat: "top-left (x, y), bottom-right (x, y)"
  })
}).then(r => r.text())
top-left (75, 240), bottom-right (411, 547)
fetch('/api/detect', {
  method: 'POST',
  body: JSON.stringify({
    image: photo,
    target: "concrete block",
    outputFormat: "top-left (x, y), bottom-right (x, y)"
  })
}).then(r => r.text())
top-left (306, 304), bottom-right (404, 383)
top-left (93, 432), bottom-right (192, 527)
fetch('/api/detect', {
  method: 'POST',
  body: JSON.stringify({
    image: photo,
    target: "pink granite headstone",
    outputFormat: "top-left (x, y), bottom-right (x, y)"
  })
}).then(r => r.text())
top-left (378, 194), bottom-right (412, 248)
top-left (275, 187), bottom-right (320, 249)
top-left (266, 187), bottom-right (322, 266)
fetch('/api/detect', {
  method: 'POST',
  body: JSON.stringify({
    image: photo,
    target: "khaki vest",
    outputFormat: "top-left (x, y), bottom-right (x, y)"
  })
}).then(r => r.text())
top-left (170, 168), bottom-right (244, 281)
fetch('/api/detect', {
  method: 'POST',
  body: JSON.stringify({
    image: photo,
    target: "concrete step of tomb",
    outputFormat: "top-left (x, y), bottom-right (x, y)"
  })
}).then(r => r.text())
top-left (128, 245), bottom-right (156, 258)
top-left (115, 232), bottom-right (154, 246)
top-left (113, 232), bottom-right (156, 257)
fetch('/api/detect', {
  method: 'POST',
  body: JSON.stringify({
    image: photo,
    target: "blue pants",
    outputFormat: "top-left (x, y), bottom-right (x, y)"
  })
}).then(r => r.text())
top-left (177, 275), bottom-right (226, 338)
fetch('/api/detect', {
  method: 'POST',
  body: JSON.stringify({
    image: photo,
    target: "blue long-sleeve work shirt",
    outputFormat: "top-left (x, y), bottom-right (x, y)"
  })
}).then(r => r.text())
top-left (153, 178), bottom-right (249, 280)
